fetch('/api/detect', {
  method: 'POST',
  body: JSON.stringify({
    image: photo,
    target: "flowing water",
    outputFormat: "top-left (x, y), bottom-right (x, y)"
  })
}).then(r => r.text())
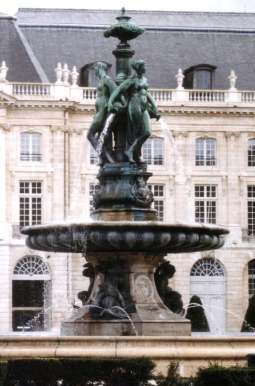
top-left (96, 113), bottom-right (115, 156)
top-left (72, 304), bottom-right (138, 335)
top-left (182, 302), bottom-right (255, 334)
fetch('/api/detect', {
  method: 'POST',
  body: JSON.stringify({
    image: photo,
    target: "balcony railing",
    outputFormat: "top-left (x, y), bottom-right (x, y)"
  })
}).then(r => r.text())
top-left (189, 89), bottom-right (226, 102)
top-left (0, 82), bottom-right (254, 106)
top-left (12, 83), bottom-right (52, 98)
top-left (241, 91), bottom-right (255, 103)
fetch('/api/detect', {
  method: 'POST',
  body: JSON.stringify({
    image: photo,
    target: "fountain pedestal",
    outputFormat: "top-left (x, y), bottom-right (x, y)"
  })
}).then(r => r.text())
top-left (92, 162), bottom-right (156, 221)
top-left (61, 252), bottom-right (191, 336)
top-left (21, 9), bottom-right (229, 338)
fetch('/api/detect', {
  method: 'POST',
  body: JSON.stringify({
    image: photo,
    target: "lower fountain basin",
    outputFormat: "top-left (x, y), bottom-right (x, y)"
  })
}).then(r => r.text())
top-left (21, 221), bottom-right (229, 254)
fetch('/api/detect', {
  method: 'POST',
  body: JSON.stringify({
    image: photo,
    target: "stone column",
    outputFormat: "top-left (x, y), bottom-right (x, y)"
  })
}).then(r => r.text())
top-left (225, 132), bottom-right (241, 228)
top-left (50, 126), bottom-right (65, 221)
top-left (0, 126), bottom-right (11, 333)
top-left (68, 128), bottom-right (84, 219)
top-left (173, 132), bottom-right (189, 222)
top-left (0, 127), bottom-right (7, 233)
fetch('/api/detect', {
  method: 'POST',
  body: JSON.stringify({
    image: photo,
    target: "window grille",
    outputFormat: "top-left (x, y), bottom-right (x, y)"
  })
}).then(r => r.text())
top-left (14, 255), bottom-right (50, 275)
top-left (20, 132), bottom-right (42, 161)
top-left (143, 138), bottom-right (164, 165)
top-left (195, 138), bottom-right (216, 166)
top-left (19, 181), bottom-right (42, 227)
top-left (195, 184), bottom-right (217, 224)
top-left (89, 182), bottom-right (99, 213)
top-left (148, 184), bottom-right (165, 221)
top-left (12, 256), bottom-right (51, 332)
top-left (248, 139), bottom-right (255, 167)
top-left (191, 258), bottom-right (224, 277)
top-left (248, 185), bottom-right (255, 236)
top-left (248, 259), bottom-right (255, 297)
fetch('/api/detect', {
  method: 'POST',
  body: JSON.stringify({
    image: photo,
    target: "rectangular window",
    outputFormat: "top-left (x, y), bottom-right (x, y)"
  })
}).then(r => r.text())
top-left (195, 184), bottom-right (217, 224)
top-left (20, 132), bottom-right (42, 161)
top-left (248, 139), bottom-right (255, 167)
top-left (12, 280), bottom-right (49, 332)
top-left (248, 185), bottom-right (255, 236)
top-left (248, 261), bottom-right (255, 297)
top-left (143, 138), bottom-right (164, 165)
top-left (196, 138), bottom-right (216, 166)
top-left (19, 181), bottom-right (42, 227)
top-left (89, 182), bottom-right (99, 213)
top-left (148, 184), bottom-right (165, 221)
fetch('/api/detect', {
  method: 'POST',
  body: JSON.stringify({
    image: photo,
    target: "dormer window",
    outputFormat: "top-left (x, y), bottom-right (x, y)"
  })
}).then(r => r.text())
top-left (184, 64), bottom-right (216, 89)
top-left (79, 62), bottom-right (111, 87)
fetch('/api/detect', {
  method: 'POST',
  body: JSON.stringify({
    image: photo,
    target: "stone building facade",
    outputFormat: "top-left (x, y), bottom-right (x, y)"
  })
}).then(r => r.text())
top-left (0, 8), bottom-right (255, 335)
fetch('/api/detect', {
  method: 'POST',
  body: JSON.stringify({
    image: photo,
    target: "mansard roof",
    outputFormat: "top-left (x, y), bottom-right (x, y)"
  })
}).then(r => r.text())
top-left (0, 13), bottom-right (48, 82)
top-left (3, 8), bottom-right (255, 88)
top-left (17, 8), bottom-right (255, 30)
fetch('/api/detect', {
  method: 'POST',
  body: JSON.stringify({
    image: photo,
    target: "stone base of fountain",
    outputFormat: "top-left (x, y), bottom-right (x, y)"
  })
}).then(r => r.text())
top-left (61, 252), bottom-right (191, 336)
top-left (61, 319), bottom-right (190, 336)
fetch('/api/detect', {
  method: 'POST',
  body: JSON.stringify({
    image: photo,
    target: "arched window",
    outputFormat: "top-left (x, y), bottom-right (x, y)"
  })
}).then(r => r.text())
top-left (248, 259), bottom-right (255, 297)
top-left (190, 257), bottom-right (225, 334)
top-left (20, 132), bottom-right (42, 161)
top-left (79, 62), bottom-right (111, 87)
top-left (142, 137), bottom-right (164, 165)
top-left (12, 256), bottom-right (51, 332)
top-left (184, 64), bottom-right (216, 89)
top-left (195, 137), bottom-right (216, 166)
top-left (14, 255), bottom-right (50, 276)
top-left (191, 258), bottom-right (224, 277)
top-left (248, 139), bottom-right (255, 167)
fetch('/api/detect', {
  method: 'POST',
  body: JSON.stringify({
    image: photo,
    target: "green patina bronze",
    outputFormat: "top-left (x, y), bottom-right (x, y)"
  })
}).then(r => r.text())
top-left (88, 9), bottom-right (160, 165)
top-left (104, 7), bottom-right (144, 43)
top-left (108, 59), bottom-right (160, 163)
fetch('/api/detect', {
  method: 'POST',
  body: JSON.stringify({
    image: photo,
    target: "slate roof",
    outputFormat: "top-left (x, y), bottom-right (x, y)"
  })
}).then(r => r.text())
top-left (2, 8), bottom-right (255, 88)
top-left (17, 8), bottom-right (255, 31)
top-left (0, 14), bottom-right (48, 82)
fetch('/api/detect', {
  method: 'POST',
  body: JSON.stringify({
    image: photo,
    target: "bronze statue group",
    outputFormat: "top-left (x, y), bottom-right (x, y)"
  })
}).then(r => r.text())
top-left (87, 60), bottom-right (160, 165)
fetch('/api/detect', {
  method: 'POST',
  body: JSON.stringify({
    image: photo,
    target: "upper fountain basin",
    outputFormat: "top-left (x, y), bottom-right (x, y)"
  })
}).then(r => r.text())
top-left (21, 221), bottom-right (229, 254)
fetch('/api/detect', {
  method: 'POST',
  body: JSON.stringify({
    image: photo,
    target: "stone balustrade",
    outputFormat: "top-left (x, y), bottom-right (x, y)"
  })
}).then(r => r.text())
top-left (0, 81), bottom-right (253, 106)
top-left (188, 89), bottom-right (226, 102)
top-left (0, 63), bottom-right (252, 105)
top-left (12, 83), bottom-right (52, 98)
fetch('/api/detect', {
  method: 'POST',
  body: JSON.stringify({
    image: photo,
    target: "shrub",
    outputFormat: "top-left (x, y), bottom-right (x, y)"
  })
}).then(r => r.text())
top-left (194, 365), bottom-right (255, 386)
top-left (157, 362), bottom-right (193, 386)
top-left (2, 358), bottom-right (156, 386)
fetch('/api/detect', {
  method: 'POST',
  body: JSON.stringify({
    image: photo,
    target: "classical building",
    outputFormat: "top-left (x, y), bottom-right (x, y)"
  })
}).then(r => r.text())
top-left (0, 8), bottom-right (255, 335)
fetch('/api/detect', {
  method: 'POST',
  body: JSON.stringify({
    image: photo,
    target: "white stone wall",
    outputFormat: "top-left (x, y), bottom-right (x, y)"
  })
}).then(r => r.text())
top-left (0, 95), bottom-right (254, 335)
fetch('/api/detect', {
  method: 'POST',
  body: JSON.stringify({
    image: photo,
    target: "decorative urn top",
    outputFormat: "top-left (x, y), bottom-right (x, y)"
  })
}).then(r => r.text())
top-left (104, 7), bottom-right (144, 43)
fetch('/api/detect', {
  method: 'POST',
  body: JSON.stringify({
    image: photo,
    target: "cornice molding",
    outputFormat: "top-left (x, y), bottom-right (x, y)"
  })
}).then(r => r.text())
top-left (159, 106), bottom-right (255, 117)
top-left (0, 123), bottom-right (11, 132)
top-left (1, 98), bottom-right (255, 117)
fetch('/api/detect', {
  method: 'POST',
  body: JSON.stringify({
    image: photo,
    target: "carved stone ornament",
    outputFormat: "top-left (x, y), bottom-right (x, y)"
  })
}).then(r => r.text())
top-left (131, 176), bottom-right (153, 207)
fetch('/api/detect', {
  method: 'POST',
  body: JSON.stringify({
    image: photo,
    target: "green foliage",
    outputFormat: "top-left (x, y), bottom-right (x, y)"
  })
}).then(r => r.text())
top-left (194, 365), bottom-right (255, 386)
top-left (157, 363), bottom-right (193, 386)
top-left (186, 295), bottom-right (209, 332)
top-left (3, 358), bottom-right (155, 386)
top-left (0, 362), bottom-right (8, 386)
